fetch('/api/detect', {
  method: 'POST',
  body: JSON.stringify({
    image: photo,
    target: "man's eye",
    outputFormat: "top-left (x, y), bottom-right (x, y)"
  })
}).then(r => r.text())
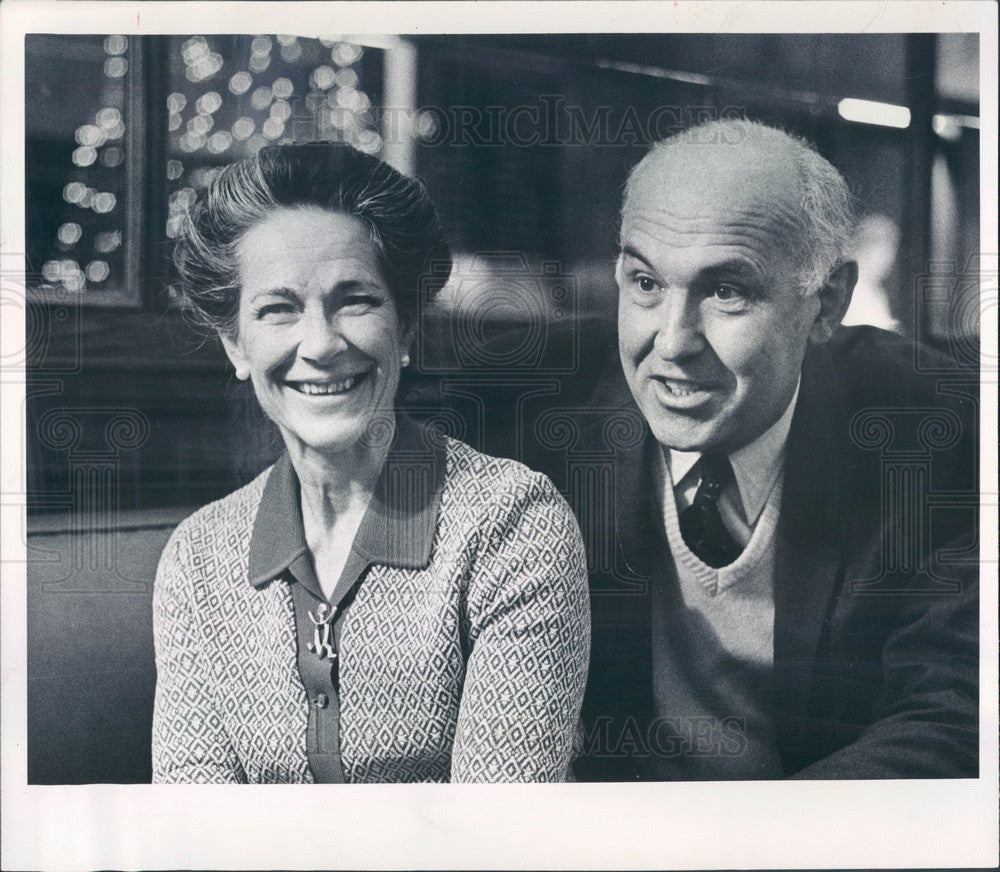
top-left (630, 274), bottom-right (658, 293)
top-left (713, 284), bottom-right (747, 303)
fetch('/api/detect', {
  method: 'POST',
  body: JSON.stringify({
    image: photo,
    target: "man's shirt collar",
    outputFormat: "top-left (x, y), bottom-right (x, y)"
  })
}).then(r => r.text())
top-left (667, 378), bottom-right (800, 528)
top-left (247, 415), bottom-right (446, 589)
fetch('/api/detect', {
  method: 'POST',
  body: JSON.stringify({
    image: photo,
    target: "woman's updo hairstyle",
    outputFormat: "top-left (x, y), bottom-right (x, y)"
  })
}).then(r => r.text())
top-left (173, 142), bottom-right (452, 336)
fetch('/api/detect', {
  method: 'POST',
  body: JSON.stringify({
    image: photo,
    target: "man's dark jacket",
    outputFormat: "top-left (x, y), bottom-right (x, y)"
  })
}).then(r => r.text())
top-left (567, 326), bottom-right (978, 780)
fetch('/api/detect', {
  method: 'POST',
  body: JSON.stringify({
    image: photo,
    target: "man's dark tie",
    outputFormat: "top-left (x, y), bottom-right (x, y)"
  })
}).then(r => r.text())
top-left (679, 452), bottom-right (742, 568)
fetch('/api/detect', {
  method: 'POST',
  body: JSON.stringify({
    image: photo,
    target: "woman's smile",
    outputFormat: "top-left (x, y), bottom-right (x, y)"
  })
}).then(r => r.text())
top-left (284, 368), bottom-right (372, 397)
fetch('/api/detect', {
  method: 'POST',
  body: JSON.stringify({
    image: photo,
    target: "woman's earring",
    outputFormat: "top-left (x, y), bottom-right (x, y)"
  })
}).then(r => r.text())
top-left (401, 354), bottom-right (411, 368)
top-left (236, 367), bottom-right (250, 381)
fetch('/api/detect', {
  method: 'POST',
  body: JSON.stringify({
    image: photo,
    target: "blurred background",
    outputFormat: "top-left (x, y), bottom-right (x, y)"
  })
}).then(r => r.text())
top-left (24, 33), bottom-right (982, 782)
top-left (25, 32), bottom-right (982, 510)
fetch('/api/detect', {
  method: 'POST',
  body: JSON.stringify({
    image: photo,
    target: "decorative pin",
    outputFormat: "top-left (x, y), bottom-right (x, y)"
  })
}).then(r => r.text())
top-left (307, 603), bottom-right (338, 661)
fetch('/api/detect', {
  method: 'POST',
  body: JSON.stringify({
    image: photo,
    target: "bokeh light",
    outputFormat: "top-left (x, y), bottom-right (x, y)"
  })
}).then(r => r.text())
top-left (196, 91), bottom-right (223, 115)
top-left (103, 35), bottom-right (128, 55)
top-left (272, 77), bottom-right (294, 99)
top-left (57, 222), bottom-right (83, 245)
top-left (280, 42), bottom-right (303, 63)
top-left (251, 86), bottom-right (274, 111)
top-left (229, 71), bottom-right (252, 95)
top-left (92, 192), bottom-right (117, 214)
top-left (167, 92), bottom-right (187, 113)
top-left (86, 260), bottom-right (111, 283)
top-left (42, 260), bottom-right (62, 283)
top-left (207, 131), bottom-right (234, 153)
top-left (352, 129), bottom-right (383, 155)
top-left (95, 231), bottom-right (122, 253)
top-left (183, 38), bottom-right (224, 83)
top-left (63, 182), bottom-right (87, 204)
top-left (270, 99), bottom-right (292, 122)
top-left (188, 114), bottom-right (214, 136)
top-left (104, 57), bottom-right (128, 78)
top-left (232, 116), bottom-right (255, 140)
top-left (75, 124), bottom-right (104, 147)
top-left (245, 133), bottom-right (267, 154)
top-left (262, 117), bottom-right (285, 140)
top-left (251, 36), bottom-right (273, 56)
top-left (249, 55), bottom-right (272, 74)
top-left (72, 146), bottom-right (98, 167)
top-left (310, 66), bottom-right (337, 90)
top-left (331, 43), bottom-right (363, 66)
top-left (179, 132), bottom-right (207, 152)
top-left (101, 146), bottom-right (124, 168)
top-left (96, 107), bottom-right (122, 130)
top-left (335, 68), bottom-right (358, 89)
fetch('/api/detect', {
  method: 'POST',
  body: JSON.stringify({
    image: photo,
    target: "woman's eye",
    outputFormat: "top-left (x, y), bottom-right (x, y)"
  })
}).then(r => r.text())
top-left (255, 302), bottom-right (296, 318)
top-left (343, 294), bottom-right (382, 309)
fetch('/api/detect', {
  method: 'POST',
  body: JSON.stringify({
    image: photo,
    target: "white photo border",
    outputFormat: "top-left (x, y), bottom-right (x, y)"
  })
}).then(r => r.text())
top-left (2, 2), bottom-right (997, 869)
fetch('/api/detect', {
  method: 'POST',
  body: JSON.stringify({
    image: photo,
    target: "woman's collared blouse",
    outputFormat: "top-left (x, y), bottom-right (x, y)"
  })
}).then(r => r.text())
top-left (152, 421), bottom-right (591, 783)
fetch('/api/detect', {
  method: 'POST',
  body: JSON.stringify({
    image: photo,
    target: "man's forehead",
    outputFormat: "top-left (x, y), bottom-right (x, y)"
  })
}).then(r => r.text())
top-left (625, 140), bottom-right (800, 217)
top-left (621, 142), bottom-right (805, 258)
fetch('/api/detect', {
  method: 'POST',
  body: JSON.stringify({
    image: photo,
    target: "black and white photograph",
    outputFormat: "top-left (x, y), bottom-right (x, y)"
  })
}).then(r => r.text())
top-left (2, 1), bottom-right (997, 869)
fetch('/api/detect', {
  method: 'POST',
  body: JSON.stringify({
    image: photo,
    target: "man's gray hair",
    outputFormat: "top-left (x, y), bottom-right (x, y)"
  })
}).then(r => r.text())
top-left (626, 119), bottom-right (857, 295)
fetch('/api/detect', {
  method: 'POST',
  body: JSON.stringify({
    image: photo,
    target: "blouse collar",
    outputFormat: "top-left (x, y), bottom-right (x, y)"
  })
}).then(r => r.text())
top-left (247, 415), bottom-right (447, 588)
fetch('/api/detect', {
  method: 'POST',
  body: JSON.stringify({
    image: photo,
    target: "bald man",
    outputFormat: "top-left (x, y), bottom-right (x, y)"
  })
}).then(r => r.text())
top-left (571, 121), bottom-right (978, 780)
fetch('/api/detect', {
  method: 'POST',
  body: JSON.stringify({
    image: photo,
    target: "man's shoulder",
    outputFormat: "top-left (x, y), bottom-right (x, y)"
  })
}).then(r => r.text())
top-left (818, 325), bottom-right (969, 410)
top-left (800, 325), bottom-right (976, 496)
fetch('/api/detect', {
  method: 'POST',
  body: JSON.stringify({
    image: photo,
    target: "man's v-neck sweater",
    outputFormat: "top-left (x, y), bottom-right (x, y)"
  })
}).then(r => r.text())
top-left (647, 464), bottom-right (785, 780)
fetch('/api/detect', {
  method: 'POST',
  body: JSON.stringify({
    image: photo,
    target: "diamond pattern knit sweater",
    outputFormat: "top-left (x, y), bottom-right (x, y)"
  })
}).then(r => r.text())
top-left (152, 437), bottom-right (590, 783)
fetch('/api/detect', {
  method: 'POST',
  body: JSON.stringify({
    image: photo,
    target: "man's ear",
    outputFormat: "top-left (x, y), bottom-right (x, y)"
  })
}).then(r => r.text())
top-left (219, 330), bottom-right (251, 380)
top-left (809, 259), bottom-right (858, 344)
top-left (613, 253), bottom-right (627, 291)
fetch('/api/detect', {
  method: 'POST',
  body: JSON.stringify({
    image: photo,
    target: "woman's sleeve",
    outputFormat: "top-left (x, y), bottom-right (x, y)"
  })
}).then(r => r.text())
top-left (152, 524), bottom-right (246, 783)
top-left (451, 471), bottom-right (591, 782)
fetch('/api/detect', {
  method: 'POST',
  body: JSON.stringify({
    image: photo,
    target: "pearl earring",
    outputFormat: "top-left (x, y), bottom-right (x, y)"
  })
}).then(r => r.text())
top-left (236, 367), bottom-right (250, 381)
top-left (401, 354), bottom-right (411, 368)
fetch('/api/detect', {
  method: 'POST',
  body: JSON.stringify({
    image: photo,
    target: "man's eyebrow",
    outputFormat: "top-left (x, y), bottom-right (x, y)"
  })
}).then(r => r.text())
top-left (699, 259), bottom-right (761, 278)
top-left (619, 246), bottom-right (655, 269)
top-left (619, 249), bottom-right (762, 281)
top-left (696, 260), bottom-right (769, 285)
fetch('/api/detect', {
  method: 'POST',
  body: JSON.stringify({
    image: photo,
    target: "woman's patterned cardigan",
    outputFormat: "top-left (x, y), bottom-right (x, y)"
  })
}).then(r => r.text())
top-left (152, 431), bottom-right (590, 783)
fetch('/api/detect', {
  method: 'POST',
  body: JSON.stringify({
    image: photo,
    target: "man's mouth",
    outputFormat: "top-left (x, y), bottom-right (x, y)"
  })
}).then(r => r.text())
top-left (655, 377), bottom-right (713, 394)
top-left (651, 376), bottom-right (717, 406)
top-left (286, 370), bottom-right (370, 396)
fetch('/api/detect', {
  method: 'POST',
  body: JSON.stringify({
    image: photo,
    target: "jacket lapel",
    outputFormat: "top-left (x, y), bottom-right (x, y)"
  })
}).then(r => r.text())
top-left (576, 366), bottom-right (659, 779)
top-left (773, 342), bottom-right (855, 761)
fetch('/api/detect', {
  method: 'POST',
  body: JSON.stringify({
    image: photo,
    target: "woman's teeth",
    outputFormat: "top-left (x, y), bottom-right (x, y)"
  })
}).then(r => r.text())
top-left (292, 375), bottom-right (361, 395)
top-left (664, 383), bottom-right (697, 397)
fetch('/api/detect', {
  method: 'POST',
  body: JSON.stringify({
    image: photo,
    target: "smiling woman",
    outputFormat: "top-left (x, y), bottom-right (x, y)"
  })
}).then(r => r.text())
top-left (154, 143), bottom-right (590, 783)
top-left (224, 208), bottom-right (407, 469)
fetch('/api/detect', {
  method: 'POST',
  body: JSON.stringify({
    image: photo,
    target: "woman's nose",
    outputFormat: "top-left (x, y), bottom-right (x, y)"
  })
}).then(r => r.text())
top-left (298, 309), bottom-right (346, 362)
top-left (652, 292), bottom-right (705, 360)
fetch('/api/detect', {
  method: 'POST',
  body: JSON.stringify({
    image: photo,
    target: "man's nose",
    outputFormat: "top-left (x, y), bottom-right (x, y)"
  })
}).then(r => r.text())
top-left (298, 308), bottom-right (347, 362)
top-left (652, 291), bottom-right (705, 359)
